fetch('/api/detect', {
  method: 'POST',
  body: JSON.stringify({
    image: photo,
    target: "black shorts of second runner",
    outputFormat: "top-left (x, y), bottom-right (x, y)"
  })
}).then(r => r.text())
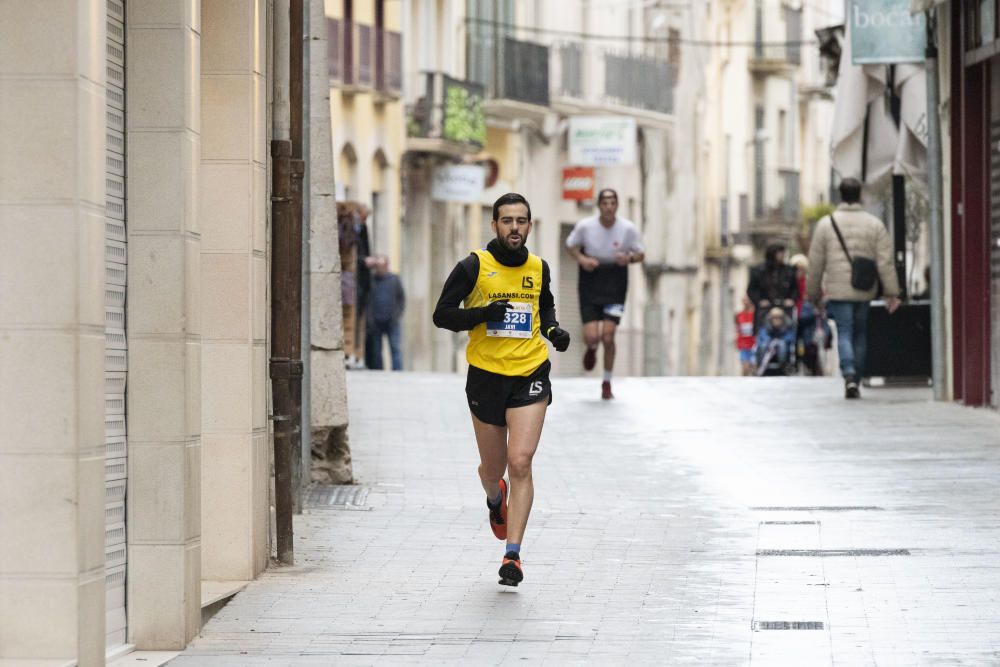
top-left (579, 300), bottom-right (624, 325)
top-left (466, 360), bottom-right (552, 427)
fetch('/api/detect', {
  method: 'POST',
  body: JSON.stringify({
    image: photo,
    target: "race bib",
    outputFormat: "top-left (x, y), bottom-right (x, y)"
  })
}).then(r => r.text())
top-left (603, 303), bottom-right (625, 318)
top-left (486, 301), bottom-right (533, 338)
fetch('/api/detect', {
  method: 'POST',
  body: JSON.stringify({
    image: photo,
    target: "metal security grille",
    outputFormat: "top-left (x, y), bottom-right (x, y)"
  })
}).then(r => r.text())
top-left (990, 70), bottom-right (1000, 406)
top-left (104, 0), bottom-right (128, 652)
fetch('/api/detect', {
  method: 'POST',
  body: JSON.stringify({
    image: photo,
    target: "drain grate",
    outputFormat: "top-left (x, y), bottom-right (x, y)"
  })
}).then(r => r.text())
top-left (751, 506), bottom-right (883, 511)
top-left (757, 548), bottom-right (910, 557)
top-left (305, 485), bottom-right (371, 509)
top-left (750, 505), bottom-right (885, 512)
top-left (761, 520), bottom-right (819, 525)
top-left (754, 621), bottom-right (825, 631)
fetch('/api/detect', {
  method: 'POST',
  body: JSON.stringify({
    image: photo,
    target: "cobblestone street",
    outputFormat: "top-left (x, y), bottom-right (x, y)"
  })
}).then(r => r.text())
top-left (171, 373), bottom-right (1000, 665)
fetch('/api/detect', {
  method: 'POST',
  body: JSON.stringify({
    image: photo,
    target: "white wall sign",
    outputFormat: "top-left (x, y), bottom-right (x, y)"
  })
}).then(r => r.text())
top-left (568, 117), bottom-right (637, 167)
top-left (432, 164), bottom-right (486, 202)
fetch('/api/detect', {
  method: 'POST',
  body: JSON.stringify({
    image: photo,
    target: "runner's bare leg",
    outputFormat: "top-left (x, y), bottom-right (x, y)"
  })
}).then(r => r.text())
top-left (583, 320), bottom-right (600, 351)
top-left (471, 415), bottom-right (507, 500)
top-left (503, 401), bottom-right (547, 545)
top-left (601, 319), bottom-right (618, 372)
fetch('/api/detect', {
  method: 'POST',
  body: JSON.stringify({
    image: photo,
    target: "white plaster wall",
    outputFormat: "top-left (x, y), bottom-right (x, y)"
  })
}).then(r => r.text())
top-left (0, 1), bottom-right (107, 662)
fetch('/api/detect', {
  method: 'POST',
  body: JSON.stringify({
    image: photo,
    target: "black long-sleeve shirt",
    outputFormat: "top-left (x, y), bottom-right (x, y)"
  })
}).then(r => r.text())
top-left (433, 241), bottom-right (559, 335)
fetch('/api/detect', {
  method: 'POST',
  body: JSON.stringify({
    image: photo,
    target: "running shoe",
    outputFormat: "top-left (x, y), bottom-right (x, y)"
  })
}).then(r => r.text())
top-left (488, 479), bottom-right (508, 540)
top-left (498, 551), bottom-right (523, 587)
top-left (601, 380), bottom-right (614, 400)
top-left (583, 346), bottom-right (597, 371)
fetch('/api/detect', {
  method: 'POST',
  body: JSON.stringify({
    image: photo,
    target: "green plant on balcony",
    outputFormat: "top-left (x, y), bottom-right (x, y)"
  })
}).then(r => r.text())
top-left (442, 85), bottom-right (486, 146)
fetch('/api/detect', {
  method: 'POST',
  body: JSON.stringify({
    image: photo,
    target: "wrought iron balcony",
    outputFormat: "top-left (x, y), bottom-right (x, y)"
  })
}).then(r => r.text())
top-left (551, 41), bottom-right (675, 116)
top-left (467, 33), bottom-right (550, 108)
top-left (604, 51), bottom-right (674, 115)
top-left (749, 1), bottom-right (802, 72)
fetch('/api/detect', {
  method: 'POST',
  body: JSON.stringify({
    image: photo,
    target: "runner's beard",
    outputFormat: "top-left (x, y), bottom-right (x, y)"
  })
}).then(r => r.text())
top-left (498, 230), bottom-right (526, 250)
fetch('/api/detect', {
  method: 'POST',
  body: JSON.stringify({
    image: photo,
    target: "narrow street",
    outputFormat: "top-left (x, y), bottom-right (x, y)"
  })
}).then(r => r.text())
top-left (172, 373), bottom-right (1000, 665)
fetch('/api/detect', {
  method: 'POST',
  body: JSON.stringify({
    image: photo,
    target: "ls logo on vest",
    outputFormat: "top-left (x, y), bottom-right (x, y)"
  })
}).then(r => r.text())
top-left (521, 276), bottom-right (534, 289)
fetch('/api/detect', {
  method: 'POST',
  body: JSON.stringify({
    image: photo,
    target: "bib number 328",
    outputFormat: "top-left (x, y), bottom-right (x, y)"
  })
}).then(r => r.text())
top-left (486, 301), bottom-right (533, 339)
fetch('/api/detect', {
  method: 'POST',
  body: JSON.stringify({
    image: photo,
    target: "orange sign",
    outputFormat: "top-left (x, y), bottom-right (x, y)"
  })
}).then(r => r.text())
top-left (562, 167), bottom-right (595, 200)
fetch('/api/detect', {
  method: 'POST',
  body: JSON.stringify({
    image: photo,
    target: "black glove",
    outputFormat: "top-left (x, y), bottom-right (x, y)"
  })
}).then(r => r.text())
top-left (545, 326), bottom-right (571, 352)
top-left (481, 299), bottom-right (511, 322)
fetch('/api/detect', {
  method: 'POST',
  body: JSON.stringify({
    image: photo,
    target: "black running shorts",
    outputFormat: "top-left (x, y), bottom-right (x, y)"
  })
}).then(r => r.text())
top-left (579, 300), bottom-right (623, 325)
top-left (466, 360), bottom-right (552, 427)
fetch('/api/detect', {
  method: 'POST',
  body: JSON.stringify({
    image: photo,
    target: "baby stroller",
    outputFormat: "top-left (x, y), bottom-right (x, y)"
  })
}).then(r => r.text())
top-left (755, 307), bottom-right (797, 376)
top-left (796, 301), bottom-right (831, 376)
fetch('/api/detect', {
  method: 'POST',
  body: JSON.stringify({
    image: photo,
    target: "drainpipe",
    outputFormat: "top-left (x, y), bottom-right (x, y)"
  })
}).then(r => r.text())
top-left (270, 0), bottom-right (305, 565)
top-left (300, 0), bottom-right (312, 508)
top-left (925, 9), bottom-right (946, 401)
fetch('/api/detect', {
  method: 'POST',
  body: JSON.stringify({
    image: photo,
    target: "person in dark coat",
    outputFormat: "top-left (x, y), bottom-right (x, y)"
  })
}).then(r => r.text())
top-left (364, 255), bottom-right (405, 371)
top-left (747, 243), bottom-right (799, 332)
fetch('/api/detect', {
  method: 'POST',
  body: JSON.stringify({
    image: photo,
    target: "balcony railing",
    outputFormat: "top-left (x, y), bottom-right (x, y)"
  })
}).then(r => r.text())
top-left (604, 51), bottom-right (674, 115)
top-left (779, 169), bottom-right (801, 222)
top-left (407, 72), bottom-right (486, 151)
top-left (551, 42), bottom-right (675, 116)
top-left (467, 34), bottom-right (550, 107)
top-left (750, 169), bottom-right (801, 237)
top-left (327, 18), bottom-right (401, 97)
top-left (556, 43), bottom-right (583, 98)
top-left (751, 2), bottom-right (802, 68)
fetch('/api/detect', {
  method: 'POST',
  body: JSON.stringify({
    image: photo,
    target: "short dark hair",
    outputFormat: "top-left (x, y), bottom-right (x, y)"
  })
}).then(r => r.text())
top-left (492, 192), bottom-right (532, 222)
top-left (839, 178), bottom-right (862, 204)
top-left (597, 188), bottom-right (618, 203)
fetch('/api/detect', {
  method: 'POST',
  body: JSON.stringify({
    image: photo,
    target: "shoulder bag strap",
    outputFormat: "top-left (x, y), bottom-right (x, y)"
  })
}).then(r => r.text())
top-left (829, 213), bottom-right (853, 264)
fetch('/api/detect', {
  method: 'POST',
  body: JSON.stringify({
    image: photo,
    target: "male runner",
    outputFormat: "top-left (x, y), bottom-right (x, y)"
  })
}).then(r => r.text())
top-left (433, 192), bottom-right (571, 586)
top-left (565, 188), bottom-right (645, 399)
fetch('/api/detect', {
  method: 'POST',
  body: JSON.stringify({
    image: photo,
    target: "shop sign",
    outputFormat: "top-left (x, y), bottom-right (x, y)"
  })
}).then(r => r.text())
top-left (562, 167), bottom-right (596, 200)
top-left (851, 0), bottom-right (927, 64)
top-left (432, 164), bottom-right (486, 202)
top-left (568, 117), bottom-right (637, 167)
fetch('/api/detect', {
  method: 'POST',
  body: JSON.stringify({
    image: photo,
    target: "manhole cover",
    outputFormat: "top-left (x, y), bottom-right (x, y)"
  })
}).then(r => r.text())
top-left (754, 621), bottom-right (825, 631)
top-left (305, 485), bottom-right (371, 509)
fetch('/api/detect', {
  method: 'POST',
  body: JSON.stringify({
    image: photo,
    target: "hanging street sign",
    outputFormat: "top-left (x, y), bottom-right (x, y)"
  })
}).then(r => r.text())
top-left (851, 0), bottom-right (927, 64)
top-left (562, 167), bottom-right (596, 200)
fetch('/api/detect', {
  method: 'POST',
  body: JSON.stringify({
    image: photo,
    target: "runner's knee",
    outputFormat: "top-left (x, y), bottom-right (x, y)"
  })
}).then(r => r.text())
top-left (507, 454), bottom-right (533, 479)
top-left (601, 329), bottom-right (616, 347)
top-left (479, 461), bottom-right (505, 481)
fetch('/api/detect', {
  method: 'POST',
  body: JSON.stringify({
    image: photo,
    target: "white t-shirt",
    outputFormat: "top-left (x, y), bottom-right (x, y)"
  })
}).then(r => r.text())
top-left (565, 215), bottom-right (644, 262)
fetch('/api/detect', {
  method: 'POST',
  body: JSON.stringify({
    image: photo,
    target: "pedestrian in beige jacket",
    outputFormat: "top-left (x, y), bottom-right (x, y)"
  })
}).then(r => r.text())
top-left (807, 178), bottom-right (900, 399)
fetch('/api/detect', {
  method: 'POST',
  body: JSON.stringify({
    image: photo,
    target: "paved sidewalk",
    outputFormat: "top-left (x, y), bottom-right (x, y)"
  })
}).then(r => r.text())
top-left (171, 374), bottom-right (1000, 665)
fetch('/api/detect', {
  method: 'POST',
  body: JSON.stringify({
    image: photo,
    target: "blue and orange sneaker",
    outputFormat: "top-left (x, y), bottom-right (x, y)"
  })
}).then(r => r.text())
top-left (488, 479), bottom-right (508, 540)
top-left (498, 551), bottom-right (523, 587)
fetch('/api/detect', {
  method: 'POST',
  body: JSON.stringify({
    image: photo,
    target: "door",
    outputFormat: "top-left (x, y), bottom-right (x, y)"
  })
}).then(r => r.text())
top-left (556, 223), bottom-right (583, 377)
top-left (104, 0), bottom-right (129, 652)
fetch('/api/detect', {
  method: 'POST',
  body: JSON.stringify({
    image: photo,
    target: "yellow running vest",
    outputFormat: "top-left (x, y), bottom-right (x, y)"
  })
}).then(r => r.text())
top-left (464, 249), bottom-right (549, 376)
